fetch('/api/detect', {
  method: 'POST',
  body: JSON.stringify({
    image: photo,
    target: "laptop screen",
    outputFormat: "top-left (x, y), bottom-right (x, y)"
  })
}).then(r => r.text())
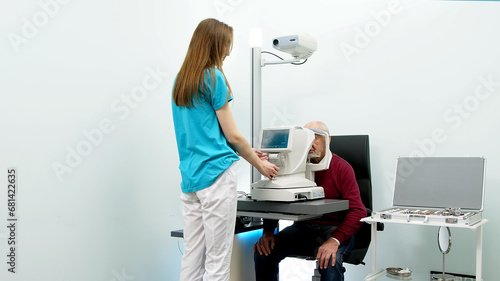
top-left (392, 157), bottom-right (486, 211)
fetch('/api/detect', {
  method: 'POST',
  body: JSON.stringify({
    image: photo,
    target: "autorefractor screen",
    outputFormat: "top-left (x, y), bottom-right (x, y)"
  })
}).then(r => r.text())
top-left (261, 129), bottom-right (289, 149)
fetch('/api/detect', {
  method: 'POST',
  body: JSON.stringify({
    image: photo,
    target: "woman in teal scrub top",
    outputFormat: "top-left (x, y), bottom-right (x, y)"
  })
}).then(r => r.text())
top-left (172, 18), bottom-right (279, 281)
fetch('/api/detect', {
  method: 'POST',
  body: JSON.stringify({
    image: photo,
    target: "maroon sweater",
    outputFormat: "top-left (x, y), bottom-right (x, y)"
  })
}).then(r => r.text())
top-left (264, 153), bottom-right (366, 245)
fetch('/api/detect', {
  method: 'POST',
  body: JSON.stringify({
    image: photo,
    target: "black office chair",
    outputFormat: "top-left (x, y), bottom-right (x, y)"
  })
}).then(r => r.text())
top-left (181, 136), bottom-right (378, 277)
top-left (290, 135), bottom-right (383, 278)
top-left (329, 134), bottom-right (383, 266)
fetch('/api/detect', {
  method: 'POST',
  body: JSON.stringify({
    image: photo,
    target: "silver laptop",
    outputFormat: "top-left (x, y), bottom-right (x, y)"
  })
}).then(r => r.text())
top-left (373, 157), bottom-right (486, 226)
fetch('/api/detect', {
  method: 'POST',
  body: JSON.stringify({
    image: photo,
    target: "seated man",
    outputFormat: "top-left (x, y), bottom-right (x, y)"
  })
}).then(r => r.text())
top-left (253, 121), bottom-right (367, 281)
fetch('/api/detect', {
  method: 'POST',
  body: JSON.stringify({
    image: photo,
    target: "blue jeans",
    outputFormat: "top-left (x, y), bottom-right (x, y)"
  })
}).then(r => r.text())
top-left (254, 223), bottom-right (354, 281)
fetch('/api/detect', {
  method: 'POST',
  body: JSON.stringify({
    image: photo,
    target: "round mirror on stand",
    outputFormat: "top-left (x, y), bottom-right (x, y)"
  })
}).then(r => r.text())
top-left (432, 226), bottom-right (455, 281)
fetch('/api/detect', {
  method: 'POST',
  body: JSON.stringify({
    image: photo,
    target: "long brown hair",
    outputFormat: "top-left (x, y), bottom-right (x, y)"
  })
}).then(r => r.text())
top-left (173, 18), bottom-right (233, 108)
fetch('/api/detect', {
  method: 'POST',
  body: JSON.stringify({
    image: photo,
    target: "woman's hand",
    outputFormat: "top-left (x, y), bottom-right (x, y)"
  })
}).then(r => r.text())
top-left (257, 160), bottom-right (279, 180)
top-left (253, 149), bottom-right (269, 161)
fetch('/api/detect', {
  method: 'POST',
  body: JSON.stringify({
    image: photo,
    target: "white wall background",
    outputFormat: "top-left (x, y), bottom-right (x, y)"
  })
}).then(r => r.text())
top-left (1, 0), bottom-right (499, 280)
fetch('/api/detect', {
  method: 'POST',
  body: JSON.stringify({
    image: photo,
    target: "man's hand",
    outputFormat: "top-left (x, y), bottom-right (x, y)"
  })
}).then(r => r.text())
top-left (316, 238), bottom-right (339, 269)
top-left (253, 231), bottom-right (275, 256)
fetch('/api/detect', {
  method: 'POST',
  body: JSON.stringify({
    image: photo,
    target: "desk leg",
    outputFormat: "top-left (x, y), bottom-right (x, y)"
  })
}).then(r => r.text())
top-left (370, 223), bottom-right (377, 274)
top-left (476, 224), bottom-right (483, 281)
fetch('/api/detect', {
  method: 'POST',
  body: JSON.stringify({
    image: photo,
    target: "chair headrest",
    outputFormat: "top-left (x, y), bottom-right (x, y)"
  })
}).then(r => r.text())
top-left (330, 135), bottom-right (371, 179)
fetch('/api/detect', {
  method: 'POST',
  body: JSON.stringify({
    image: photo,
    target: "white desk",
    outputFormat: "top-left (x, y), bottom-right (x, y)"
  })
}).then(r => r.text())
top-left (361, 217), bottom-right (488, 281)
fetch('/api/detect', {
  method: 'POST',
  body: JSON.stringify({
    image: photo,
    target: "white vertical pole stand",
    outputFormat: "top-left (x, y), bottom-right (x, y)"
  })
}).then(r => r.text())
top-left (251, 47), bottom-right (262, 184)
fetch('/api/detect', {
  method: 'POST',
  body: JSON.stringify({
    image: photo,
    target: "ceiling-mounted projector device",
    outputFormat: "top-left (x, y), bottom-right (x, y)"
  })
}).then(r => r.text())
top-left (272, 33), bottom-right (317, 59)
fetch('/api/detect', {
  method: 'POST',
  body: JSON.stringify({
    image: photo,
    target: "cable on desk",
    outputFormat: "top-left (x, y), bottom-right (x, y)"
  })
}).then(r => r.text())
top-left (177, 238), bottom-right (184, 255)
top-left (237, 191), bottom-right (251, 199)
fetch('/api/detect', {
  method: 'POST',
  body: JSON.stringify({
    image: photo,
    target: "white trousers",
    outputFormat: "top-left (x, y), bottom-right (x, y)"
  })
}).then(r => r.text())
top-left (180, 162), bottom-right (238, 281)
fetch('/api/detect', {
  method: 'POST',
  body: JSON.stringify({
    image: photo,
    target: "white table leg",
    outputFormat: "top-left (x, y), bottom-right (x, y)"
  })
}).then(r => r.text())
top-left (371, 222), bottom-right (377, 274)
top-left (476, 224), bottom-right (483, 281)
